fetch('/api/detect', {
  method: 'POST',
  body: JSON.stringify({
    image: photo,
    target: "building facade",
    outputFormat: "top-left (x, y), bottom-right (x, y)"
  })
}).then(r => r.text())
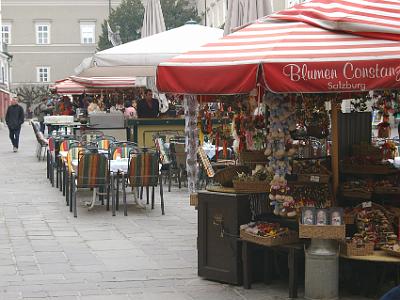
top-left (0, 0), bottom-right (12, 121)
top-left (196, 0), bottom-right (305, 29)
top-left (2, 0), bottom-right (122, 88)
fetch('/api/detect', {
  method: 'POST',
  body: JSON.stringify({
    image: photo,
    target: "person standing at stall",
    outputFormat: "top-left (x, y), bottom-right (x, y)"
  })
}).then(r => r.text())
top-left (6, 97), bottom-right (24, 152)
top-left (137, 89), bottom-right (159, 118)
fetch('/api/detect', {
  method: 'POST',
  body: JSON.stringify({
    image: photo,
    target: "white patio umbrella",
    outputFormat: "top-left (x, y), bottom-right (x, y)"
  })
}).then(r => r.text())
top-left (224, 0), bottom-right (273, 35)
top-left (141, 0), bottom-right (166, 38)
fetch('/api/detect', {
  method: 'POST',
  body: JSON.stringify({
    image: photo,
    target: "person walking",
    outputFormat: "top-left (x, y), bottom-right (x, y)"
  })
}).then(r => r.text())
top-left (5, 98), bottom-right (24, 152)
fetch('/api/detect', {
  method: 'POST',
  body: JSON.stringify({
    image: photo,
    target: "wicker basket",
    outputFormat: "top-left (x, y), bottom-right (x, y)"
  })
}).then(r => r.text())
top-left (214, 166), bottom-right (250, 187)
top-left (233, 179), bottom-right (270, 193)
top-left (240, 229), bottom-right (299, 247)
top-left (299, 224), bottom-right (346, 240)
top-left (340, 241), bottom-right (374, 256)
top-left (297, 173), bottom-right (330, 184)
top-left (239, 150), bottom-right (268, 167)
top-left (341, 189), bottom-right (372, 200)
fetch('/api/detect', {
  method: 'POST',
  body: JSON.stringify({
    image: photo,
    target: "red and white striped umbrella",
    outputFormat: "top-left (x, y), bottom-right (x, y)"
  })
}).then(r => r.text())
top-left (51, 78), bottom-right (93, 94)
top-left (69, 76), bottom-right (136, 89)
top-left (157, 0), bottom-right (400, 94)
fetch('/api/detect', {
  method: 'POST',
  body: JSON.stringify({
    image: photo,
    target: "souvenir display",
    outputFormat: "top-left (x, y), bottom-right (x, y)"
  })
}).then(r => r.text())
top-left (330, 208), bottom-right (344, 226)
top-left (356, 207), bottom-right (395, 249)
top-left (301, 207), bottom-right (316, 225)
top-left (316, 209), bottom-right (329, 225)
top-left (240, 222), bottom-right (299, 246)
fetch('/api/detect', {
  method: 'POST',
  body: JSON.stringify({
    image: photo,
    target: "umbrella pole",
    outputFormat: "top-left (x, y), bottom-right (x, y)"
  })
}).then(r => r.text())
top-left (330, 97), bottom-right (339, 205)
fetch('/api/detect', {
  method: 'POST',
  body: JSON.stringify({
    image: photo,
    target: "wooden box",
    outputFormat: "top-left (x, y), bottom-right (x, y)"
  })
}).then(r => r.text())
top-left (198, 191), bottom-right (251, 285)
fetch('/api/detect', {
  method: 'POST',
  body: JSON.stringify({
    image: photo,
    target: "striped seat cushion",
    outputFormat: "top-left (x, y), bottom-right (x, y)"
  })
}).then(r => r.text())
top-left (129, 152), bottom-right (159, 187)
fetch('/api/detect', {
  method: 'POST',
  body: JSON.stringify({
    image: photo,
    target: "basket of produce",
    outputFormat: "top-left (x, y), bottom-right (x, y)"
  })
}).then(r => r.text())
top-left (240, 222), bottom-right (299, 247)
top-left (340, 236), bottom-right (374, 256)
top-left (233, 165), bottom-right (272, 192)
top-left (299, 224), bottom-right (346, 240)
top-left (213, 165), bottom-right (250, 187)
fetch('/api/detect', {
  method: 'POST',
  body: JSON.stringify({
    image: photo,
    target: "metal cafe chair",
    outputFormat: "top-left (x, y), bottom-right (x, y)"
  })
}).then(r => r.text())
top-left (70, 151), bottom-right (110, 218)
top-left (80, 131), bottom-right (104, 144)
top-left (121, 148), bottom-right (165, 216)
top-left (64, 144), bottom-right (85, 209)
top-left (58, 139), bottom-right (78, 194)
top-left (108, 142), bottom-right (139, 213)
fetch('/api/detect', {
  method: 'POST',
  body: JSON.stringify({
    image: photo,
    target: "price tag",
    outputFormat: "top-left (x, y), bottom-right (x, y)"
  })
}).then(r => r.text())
top-left (362, 201), bottom-right (372, 208)
top-left (310, 175), bottom-right (320, 183)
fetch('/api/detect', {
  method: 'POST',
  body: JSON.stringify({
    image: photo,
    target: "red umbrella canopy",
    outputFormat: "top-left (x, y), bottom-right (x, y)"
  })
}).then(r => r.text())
top-left (157, 0), bottom-right (400, 94)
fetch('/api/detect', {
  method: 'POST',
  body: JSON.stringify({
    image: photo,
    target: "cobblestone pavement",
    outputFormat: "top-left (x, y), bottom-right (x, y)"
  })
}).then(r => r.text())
top-left (0, 124), bottom-right (372, 300)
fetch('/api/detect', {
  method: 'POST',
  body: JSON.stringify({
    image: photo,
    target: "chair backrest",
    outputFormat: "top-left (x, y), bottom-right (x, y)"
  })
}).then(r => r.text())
top-left (95, 136), bottom-right (116, 150)
top-left (59, 139), bottom-right (78, 152)
top-left (154, 137), bottom-right (171, 165)
top-left (31, 121), bottom-right (39, 134)
top-left (80, 131), bottom-right (104, 144)
top-left (48, 137), bottom-right (55, 152)
top-left (66, 146), bottom-right (85, 173)
top-left (128, 150), bottom-right (159, 187)
top-left (109, 142), bottom-right (138, 159)
top-left (77, 152), bottom-right (109, 187)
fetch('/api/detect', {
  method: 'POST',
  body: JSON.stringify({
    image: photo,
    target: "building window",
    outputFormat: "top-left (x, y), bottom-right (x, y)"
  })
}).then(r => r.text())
top-left (2, 24), bottom-right (11, 44)
top-left (36, 23), bottom-right (50, 44)
top-left (36, 67), bottom-right (50, 82)
top-left (80, 22), bottom-right (95, 44)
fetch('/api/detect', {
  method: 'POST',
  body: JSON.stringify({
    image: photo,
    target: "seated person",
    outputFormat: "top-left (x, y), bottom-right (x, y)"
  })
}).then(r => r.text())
top-left (124, 101), bottom-right (137, 119)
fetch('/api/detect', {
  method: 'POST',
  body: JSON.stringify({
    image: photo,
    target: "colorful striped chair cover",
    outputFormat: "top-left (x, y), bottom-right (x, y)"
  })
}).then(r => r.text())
top-left (77, 153), bottom-right (109, 188)
top-left (97, 139), bottom-right (111, 150)
top-left (112, 146), bottom-right (132, 159)
top-left (128, 152), bottom-right (159, 187)
top-left (60, 139), bottom-right (77, 152)
top-left (66, 147), bottom-right (84, 174)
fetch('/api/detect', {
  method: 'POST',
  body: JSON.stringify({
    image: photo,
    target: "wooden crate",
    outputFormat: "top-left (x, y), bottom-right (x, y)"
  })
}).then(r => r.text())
top-left (340, 241), bottom-right (374, 256)
top-left (299, 224), bottom-right (346, 240)
top-left (240, 229), bottom-right (299, 247)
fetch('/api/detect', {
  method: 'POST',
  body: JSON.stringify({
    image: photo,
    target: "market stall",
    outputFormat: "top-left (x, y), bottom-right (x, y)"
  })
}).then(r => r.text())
top-left (156, 0), bottom-right (400, 296)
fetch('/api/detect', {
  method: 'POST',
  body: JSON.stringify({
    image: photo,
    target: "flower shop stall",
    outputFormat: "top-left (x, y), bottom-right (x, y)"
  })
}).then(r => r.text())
top-left (157, 0), bottom-right (400, 297)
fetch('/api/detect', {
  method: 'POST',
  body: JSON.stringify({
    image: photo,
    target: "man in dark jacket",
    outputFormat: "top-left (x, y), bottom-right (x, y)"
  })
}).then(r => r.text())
top-left (6, 98), bottom-right (24, 152)
top-left (137, 89), bottom-right (160, 118)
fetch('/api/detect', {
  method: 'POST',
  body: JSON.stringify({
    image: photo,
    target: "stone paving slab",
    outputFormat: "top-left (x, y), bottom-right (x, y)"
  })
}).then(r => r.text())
top-left (0, 124), bottom-right (374, 300)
